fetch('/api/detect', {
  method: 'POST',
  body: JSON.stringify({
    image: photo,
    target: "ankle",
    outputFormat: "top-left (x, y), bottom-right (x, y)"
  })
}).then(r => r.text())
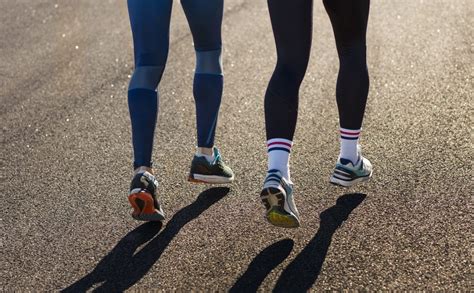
top-left (267, 168), bottom-right (291, 182)
top-left (197, 147), bottom-right (214, 156)
top-left (266, 138), bottom-right (292, 182)
top-left (196, 151), bottom-right (215, 164)
top-left (134, 166), bottom-right (154, 175)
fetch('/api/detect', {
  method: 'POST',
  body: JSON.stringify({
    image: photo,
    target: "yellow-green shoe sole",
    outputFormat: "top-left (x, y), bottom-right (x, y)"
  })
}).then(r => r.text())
top-left (266, 207), bottom-right (300, 228)
top-left (261, 187), bottom-right (300, 228)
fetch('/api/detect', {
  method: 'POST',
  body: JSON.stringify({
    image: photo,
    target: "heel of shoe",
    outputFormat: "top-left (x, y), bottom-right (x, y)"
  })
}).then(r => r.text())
top-left (260, 187), bottom-right (299, 228)
top-left (260, 187), bottom-right (283, 209)
top-left (266, 207), bottom-right (299, 228)
top-left (128, 191), bottom-right (164, 222)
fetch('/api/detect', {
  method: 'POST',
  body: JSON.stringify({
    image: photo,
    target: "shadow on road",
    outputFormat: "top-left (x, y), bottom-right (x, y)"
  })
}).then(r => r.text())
top-left (273, 193), bottom-right (366, 292)
top-left (62, 187), bottom-right (229, 292)
top-left (229, 239), bottom-right (294, 292)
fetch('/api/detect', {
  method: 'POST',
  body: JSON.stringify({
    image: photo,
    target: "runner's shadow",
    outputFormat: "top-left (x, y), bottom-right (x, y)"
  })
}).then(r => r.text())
top-left (229, 239), bottom-right (294, 292)
top-left (63, 187), bottom-right (229, 293)
top-left (273, 193), bottom-right (366, 292)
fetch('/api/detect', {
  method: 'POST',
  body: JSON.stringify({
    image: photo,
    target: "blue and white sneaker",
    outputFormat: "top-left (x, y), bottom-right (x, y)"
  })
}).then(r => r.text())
top-left (330, 154), bottom-right (373, 187)
top-left (260, 170), bottom-right (300, 228)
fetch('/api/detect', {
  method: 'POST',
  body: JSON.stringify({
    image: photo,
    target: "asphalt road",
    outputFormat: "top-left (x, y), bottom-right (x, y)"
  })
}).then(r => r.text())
top-left (1, 0), bottom-right (472, 291)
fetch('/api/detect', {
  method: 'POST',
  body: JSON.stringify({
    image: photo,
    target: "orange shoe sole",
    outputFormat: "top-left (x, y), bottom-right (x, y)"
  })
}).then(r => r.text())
top-left (128, 192), bottom-right (165, 222)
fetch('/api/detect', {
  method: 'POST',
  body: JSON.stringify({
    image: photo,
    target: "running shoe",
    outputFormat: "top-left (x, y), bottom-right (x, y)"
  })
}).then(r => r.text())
top-left (330, 155), bottom-right (373, 187)
top-left (260, 170), bottom-right (300, 228)
top-left (128, 171), bottom-right (165, 221)
top-left (188, 147), bottom-right (234, 184)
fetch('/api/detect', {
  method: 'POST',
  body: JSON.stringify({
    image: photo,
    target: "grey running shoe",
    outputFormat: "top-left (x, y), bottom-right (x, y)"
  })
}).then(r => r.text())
top-left (128, 171), bottom-right (165, 221)
top-left (188, 147), bottom-right (234, 184)
top-left (330, 154), bottom-right (373, 187)
top-left (260, 170), bottom-right (300, 228)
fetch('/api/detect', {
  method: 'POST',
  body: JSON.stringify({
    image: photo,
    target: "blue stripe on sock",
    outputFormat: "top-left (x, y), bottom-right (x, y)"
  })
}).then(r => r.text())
top-left (267, 169), bottom-right (280, 173)
top-left (340, 136), bottom-right (359, 140)
top-left (268, 147), bottom-right (290, 153)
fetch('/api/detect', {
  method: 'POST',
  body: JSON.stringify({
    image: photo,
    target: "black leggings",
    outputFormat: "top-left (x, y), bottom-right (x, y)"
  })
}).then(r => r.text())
top-left (265, 0), bottom-right (370, 140)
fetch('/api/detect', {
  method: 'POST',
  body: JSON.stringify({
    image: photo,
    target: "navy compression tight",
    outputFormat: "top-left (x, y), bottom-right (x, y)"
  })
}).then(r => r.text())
top-left (127, 0), bottom-right (223, 169)
top-left (265, 0), bottom-right (370, 140)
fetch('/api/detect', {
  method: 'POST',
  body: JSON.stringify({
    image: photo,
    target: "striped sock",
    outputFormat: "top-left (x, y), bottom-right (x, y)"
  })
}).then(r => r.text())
top-left (339, 128), bottom-right (360, 164)
top-left (267, 138), bottom-right (292, 181)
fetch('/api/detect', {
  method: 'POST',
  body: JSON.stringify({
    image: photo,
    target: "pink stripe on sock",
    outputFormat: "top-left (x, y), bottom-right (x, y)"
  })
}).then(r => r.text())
top-left (267, 141), bottom-right (292, 148)
top-left (340, 130), bottom-right (360, 136)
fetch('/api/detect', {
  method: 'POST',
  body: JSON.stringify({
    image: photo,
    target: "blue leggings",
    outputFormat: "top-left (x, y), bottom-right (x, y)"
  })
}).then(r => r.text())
top-left (127, 0), bottom-right (224, 169)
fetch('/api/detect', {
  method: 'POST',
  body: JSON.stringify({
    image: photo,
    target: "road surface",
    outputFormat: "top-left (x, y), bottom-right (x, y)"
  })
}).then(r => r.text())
top-left (1, 0), bottom-right (472, 291)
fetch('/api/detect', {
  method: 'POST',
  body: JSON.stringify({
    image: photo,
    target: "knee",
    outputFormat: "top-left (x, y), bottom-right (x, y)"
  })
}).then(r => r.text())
top-left (129, 65), bottom-right (165, 91)
top-left (131, 48), bottom-right (169, 90)
top-left (274, 61), bottom-right (307, 88)
top-left (267, 62), bottom-right (306, 99)
top-left (338, 42), bottom-right (366, 60)
top-left (338, 43), bottom-right (367, 70)
top-left (195, 49), bottom-right (222, 75)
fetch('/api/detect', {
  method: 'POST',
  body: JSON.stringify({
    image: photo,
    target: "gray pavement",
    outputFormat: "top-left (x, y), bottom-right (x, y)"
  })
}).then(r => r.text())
top-left (1, 0), bottom-right (472, 291)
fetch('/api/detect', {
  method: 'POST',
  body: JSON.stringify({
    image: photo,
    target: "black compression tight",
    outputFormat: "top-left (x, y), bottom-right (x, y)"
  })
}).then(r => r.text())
top-left (265, 0), bottom-right (370, 140)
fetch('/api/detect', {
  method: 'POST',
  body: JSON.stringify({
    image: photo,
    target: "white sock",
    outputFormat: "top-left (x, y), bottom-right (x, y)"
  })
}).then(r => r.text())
top-left (267, 138), bottom-right (292, 181)
top-left (339, 128), bottom-right (360, 164)
top-left (196, 150), bottom-right (215, 163)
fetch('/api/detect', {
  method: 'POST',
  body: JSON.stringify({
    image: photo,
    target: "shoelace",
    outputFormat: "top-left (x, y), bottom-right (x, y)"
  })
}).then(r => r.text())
top-left (212, 149), bottom-right (221, 165)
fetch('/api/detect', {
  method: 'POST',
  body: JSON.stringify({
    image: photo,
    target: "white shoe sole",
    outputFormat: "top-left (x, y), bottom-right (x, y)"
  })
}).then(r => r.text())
top-left (330, 171), bottom-right (372, 187)
top-left (188, 173), bottom-right (234, 184)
